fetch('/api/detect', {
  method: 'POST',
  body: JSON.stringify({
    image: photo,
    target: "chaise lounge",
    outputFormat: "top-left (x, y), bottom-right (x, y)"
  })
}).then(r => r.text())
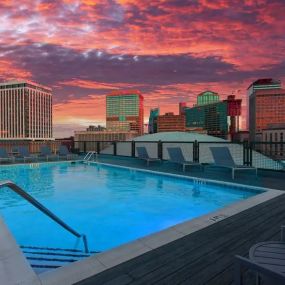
top-left (0, 147), bottom-right (15, 163)
top-left (167, 147), bottom-right (202, 172)
top-left (58, 145), bottom-right (78, 160)
top-left (136, 147), bottom-right (161, 166)
top-left (209, 147), bottom-right (257, 179)
top-left (39, 145), bottom-right (59, 161)
top-left (17, 146), bottom-right (38, 162)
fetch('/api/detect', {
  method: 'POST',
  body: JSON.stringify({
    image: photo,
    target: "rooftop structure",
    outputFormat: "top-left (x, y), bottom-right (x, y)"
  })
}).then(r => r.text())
top-left (133, 131), bottom-right (226, 142)
top-left (196, 91), bottom-right (220, 106)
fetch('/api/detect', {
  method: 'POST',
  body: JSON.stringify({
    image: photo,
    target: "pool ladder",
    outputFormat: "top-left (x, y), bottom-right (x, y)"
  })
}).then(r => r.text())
top-left (0, 180), bottom-right (89, 253)
top-left (84, 151), bottom-right (97, 161)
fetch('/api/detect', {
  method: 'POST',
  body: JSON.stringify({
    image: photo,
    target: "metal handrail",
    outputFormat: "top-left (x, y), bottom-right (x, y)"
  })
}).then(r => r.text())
top-left (0, 180), bottom-right (89, 253)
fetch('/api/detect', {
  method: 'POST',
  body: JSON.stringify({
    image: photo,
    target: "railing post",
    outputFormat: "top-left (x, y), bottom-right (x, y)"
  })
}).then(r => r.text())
top-left (131, 141), bottom-right (136, 157)
top-left (113, 141), bottom-right (117, 156)
top-left (243, 141), bottom-right (247, 166)
top-left (249, 142), bottom-right (253, 167)
top-left (158, 140), bottom-right (163, 159)
top-left (83, 141), bottom-right (87, 153)
top-left (193, 140), bottom-right (199, 162)
top-left (97, 142), bottom-right (101, 154)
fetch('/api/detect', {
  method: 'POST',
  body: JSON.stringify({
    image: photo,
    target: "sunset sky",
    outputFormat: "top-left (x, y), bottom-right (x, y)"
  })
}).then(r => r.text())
top-left (1, 0), bottom-right (285, 137)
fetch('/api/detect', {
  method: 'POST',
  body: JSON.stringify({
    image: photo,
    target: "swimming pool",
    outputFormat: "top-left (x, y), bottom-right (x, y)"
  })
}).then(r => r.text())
top-left (0, 161), bottom-right (260, 253)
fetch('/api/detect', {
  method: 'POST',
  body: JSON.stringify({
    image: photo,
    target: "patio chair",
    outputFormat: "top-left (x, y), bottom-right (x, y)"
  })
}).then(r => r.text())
top-left (17, 146), bottom-right (38, 162)
top-left (136, 147), bottom-right (161, 166)
top-left (58, 145), bottom-right (78, 160)
top-left (39, 145), bottom-right (59, 161)
top-left (0, 147), bottom-right (15, 163)
top-left (209, 147), bottom-right (257, 179)
top-left (235, 226), bottom-right (285, 285)
top-left (167, 147), bottom-right (202, 172)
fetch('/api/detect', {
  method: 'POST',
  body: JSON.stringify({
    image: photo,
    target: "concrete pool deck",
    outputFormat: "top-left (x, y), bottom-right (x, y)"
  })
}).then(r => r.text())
top-left (0, 157), bottom-right (285, 284)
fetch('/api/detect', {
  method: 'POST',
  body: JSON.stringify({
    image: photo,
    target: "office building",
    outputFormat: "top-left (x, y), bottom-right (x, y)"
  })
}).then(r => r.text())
top-left (248, 78), bottom-right (285, 141)
top-left (157, 112), bottom-right (186, 132)
top-left (0, 80), bottom-right (53, 140)
top-left (106, 90), bottom-right (144, 135)
top-left (185, 92), bottom-right (241, 139)
top-left (148, 108), bottom-right (159, 134)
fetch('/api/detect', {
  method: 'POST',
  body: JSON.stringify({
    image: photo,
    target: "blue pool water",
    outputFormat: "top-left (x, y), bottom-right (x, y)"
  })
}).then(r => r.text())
top-left (0, 162), bottom-right (259, 252)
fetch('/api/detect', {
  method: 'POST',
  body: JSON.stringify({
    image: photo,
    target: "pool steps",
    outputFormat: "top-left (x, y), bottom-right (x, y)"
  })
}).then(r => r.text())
top-left (21, 246), bottom-right (99, 274)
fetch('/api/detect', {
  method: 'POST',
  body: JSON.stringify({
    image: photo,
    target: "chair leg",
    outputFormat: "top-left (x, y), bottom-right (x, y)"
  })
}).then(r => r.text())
top-left (232, 169), bottom-right (235, 179)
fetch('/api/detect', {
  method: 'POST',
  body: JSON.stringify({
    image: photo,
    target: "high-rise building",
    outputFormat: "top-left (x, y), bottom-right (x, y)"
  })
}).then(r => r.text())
top-left (106, 90), bottom-right (144, 135)
top-left (0, 80), bottom-right (53, 140)
top-left (148, 108), bottom-right (159, 134)
top-left (157, 112), bottom-right (186, 132)
top-left (248, 78), bottom-right (285, 141)
top-left (185, 92), bottom-right (242, 139)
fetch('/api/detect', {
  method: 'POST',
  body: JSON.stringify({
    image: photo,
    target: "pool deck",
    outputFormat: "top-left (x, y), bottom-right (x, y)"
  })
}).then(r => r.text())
top-left (75, 155), bottom-right (285, 285)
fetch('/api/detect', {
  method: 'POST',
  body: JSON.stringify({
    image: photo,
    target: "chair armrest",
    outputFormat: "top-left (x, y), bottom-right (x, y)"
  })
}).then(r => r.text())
top-left (235, 255), bottom-right (285, 285)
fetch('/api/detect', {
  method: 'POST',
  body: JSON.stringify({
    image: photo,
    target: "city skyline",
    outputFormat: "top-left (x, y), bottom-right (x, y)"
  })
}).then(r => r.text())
top-left (1, 0), bottom-right (285, 137)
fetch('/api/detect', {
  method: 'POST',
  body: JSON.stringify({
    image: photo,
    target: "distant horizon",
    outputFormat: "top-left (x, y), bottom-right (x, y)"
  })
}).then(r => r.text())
top-left (1, 0), bottom-right (285, 137)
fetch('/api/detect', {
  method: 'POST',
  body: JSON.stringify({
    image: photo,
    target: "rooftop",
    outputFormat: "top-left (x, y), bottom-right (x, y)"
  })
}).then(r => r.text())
top-left (247, 78), bottom-right (281, 89)
top-left (0, 80), bottom-right (52, 91)
top-left (133, 131), bottom-right (227, 142)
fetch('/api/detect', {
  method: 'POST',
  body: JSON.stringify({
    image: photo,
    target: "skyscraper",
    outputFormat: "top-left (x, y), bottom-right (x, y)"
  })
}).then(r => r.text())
top-left (106, 90), bottom-right (144, 135)
top-left (248, 78), bottom-right (285, 141)
top-left (0, 81), bottom-right (53, 140)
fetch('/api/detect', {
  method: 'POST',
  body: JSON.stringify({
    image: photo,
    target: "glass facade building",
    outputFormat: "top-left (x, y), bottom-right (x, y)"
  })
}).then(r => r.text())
top-left (0, 81), bottom-right (53, 140)
top-left (148, 108), bottom-right (159, 134)
top-left (185, 92), bottom-right (241, 139)
top-left (106, 90), bottom-right (144, 135)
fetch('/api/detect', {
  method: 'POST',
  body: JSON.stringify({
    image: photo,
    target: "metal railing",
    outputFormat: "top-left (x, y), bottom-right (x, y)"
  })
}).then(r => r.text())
top-left (73, 140), bottom-right (284, 171)
top-left (0, 180), bottom-right (89, 253)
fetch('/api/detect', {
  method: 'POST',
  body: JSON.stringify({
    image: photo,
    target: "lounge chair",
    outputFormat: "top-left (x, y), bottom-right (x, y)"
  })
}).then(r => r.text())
top-left (58, 145), bottom-right (78, 160)
top-left (167, 147), bottom-right (202, 172)
top-left (0, 147), bottom-right (15, 163)
top-left (17, 146), bottom-right (38, 162)
top-left (235, 226), bottom-right (285, 285)
top-left (136, 147), bottom-right (161, 166)
top-left (39, 145), bottom-right (59, 161)
top-left (209, 147), bottom-right (257, 179)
